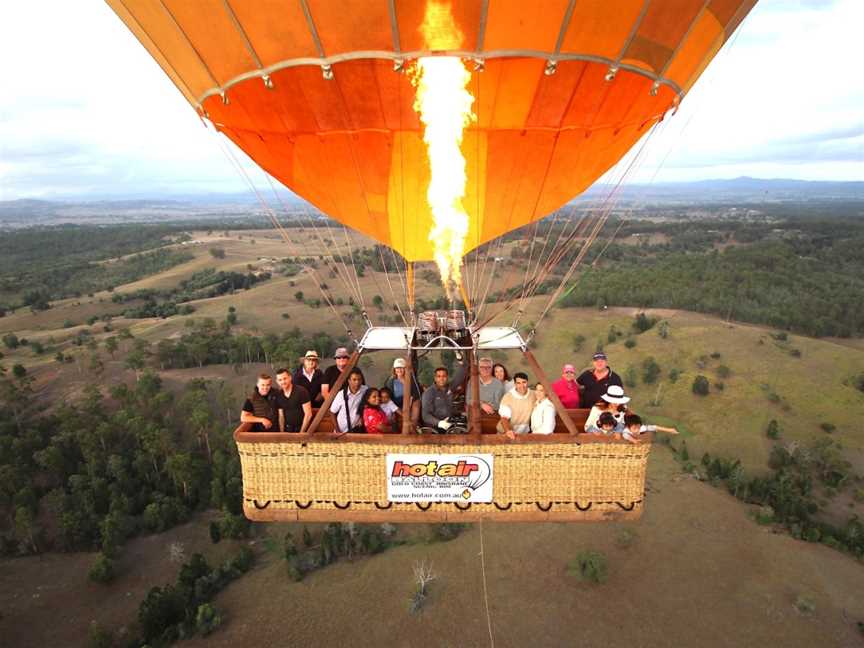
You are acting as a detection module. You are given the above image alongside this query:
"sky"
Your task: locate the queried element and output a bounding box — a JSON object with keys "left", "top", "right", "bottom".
{"left": 0, "top": 0, "right": 862, "bottom": 201}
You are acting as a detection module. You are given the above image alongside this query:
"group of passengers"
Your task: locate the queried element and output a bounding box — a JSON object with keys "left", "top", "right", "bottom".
{"left": 241, "top": 348, "right": 676, "bottom": 442}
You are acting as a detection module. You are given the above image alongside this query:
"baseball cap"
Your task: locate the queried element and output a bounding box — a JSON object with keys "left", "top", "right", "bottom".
{"left": 592, "top": 352, "right": 608, "bottom": 361}
{"left": 334, "top": 347, "right": 349, "bottom": 359}
{"left": 393, "top": 358, "right": 406, "bottom": 368}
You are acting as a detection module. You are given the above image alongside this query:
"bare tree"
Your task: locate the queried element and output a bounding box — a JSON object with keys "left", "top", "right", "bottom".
{"left": 409, "top": 560, "right": 438, "bottom": 614}
{"left": 169, "top": 541, "right": 186, "bottom": 564}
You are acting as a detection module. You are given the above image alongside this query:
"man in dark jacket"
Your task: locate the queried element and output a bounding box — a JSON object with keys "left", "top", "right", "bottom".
{"left": 292, "top": 350, "right": 325, "bottom": 406}
{"left": 240, "top": 374, "right": 277, "bottom": 431}
{"left": 576, "top": 352, "right": 623, "bottom": 407}
{"left": 321, "top": 347, "right": 351, "bottom": 401}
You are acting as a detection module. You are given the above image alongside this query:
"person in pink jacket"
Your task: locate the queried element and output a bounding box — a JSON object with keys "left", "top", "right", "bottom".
{"left": 551, "top": 364, "right": 581, "bottom": 409}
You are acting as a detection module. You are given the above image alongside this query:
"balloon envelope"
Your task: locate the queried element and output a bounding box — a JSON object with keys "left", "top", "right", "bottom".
{"left": 109, "top": 0, "right": 756, "bottom": 262}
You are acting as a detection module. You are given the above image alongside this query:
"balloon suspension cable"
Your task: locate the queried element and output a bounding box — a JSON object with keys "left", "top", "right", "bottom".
{"left": 406, "top": 262, "right": 416, "bottom": 324}
{"left": 204, "top": 122, "right": 359, "bottom": 338}
{"left": 262, "top": 173, "right": 362, "bottom": 308}
{"left": 532, "top": 120, "right": 662, "bottom": 331}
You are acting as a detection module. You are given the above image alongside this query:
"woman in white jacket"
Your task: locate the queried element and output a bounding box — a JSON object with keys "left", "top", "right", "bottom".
{"left": 530, "top": 383, "right": 557, "bottom": 435}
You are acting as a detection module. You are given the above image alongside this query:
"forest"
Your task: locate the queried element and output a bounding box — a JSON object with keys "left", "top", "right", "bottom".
{"left": 528, "top": 211, "right": 864, "bottom": 338}
{"left": 0, "top": 225, "right": 199, "bottom": 309}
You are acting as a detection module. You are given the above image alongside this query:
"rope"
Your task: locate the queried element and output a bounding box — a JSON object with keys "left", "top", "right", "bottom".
{"left": 205, "top": 123, "right": 359, "bottom": 336}
{"left": 478, "top": 519, "right": 495, "bottom": 648}
{"left": 262, "top": 173, "right": 361, "bottom": 306}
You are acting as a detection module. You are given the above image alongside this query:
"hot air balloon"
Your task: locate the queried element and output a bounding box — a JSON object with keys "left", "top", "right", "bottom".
{"left": 109, "top": 0, "right": 757, "bottom": 522}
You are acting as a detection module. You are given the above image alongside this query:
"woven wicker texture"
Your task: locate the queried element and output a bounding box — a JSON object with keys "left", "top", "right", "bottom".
{"left": 237, "top": 439, "right": 649, "bottom": 522}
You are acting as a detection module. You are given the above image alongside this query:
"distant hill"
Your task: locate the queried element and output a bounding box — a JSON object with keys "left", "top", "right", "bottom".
{"left": 582, "top": 176, "right": 864, "bottom": 203}
{"left": 1, "top": 178, "right": 862, "bottom": 226}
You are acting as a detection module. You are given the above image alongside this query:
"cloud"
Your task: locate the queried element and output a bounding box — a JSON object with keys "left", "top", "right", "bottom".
{"left": 1, "top": 0, "right": 862, "bottom": 199}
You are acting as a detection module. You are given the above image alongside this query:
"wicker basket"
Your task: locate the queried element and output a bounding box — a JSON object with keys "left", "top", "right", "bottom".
{"left": 235, "top": 428, "right": 651, "bottom": 523}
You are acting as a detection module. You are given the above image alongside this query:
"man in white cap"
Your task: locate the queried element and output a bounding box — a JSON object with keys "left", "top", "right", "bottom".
{"left": 576, "top": 352, "right": 623, "bottom": 407}
{"left": 321, "top": 347, "right": 352, "bottom": 400}
{"left": 292, "top": 350, "right": 324, "bottom": 405}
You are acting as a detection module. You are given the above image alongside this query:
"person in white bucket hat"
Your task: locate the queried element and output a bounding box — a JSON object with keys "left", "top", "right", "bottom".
{"left": 584, "top": 384, "right": 630, "bottom": 432}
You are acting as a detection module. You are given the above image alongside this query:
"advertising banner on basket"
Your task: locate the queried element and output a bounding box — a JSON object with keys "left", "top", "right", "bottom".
{"left": 386, "top": 454, "right": 494, "bottom": 503}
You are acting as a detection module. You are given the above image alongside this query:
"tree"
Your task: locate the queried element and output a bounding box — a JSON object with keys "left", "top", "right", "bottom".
{"left": 15, "top": 506, "right": 39, "bottom": 553}
{"left": 166, "top": 453, "right": 195, "bottom": 500}
{"left": 294, "top": 290, "right": 304, "bottom": 302}
{"left": 2, "top": 333, "right": 19, "bottom": 349}
{"left": 125, "top": 349, "right": 146, "bottom": 380}
{"left": 642, "top": 357, "right": 661, "bottom": 384}
{"left": 633, "top": 312, "right": 656, "bottom": 333}
{"left": 88, "top": 553, "right": 116, "bottom": 584}
{"left": 766, "top": 419, "right": 781, "bottom": 439}
{"left": 104, "top": 337, "right": 118, "bottom": 358}
{"left": 372, "top": 295, "right": 384, "bottom": 310}
{"left": 209, "top": 247, "right": 226, "bottom": 259}
{"left": 692, "top": 375, "right": 710, "bottom": 396}
{"left": 567, "top": 550, "right": 608, "bottom": 584}
{"left": 89, "top": 353, "right": 104, "bottom": 377}
{"left": 12, "top": 364, "right": 26, "bottom": 379}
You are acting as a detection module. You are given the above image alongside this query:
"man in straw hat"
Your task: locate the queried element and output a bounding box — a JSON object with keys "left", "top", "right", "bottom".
{"left": 292, "top": 350, "right": 325, "bottom": 406}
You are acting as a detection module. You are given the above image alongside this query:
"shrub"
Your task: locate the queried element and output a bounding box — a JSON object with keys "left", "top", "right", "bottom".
{"left": 209, "top": 247, "right": 226, "bottom": 259}
{"left": 752, "top": 506, "right": 775, "bottom": 525}
{"left": 624, "top": 365, "right": 638, "bottom": 388}
{"left": 623, "top": 338, "right": 636, "bottom": 349}
{"left": 614, "top": 528, "right": 637, "bottom": 549}
{"left": 209, "top": 521, "right": 221, "bottom": 544}
{"left": 633, "top": 312, "right": 657, "bottom": 333}
{"left": 429, "top": 523, "right": 465, "bottom": 542}
{"left": 692, "top": 375, "right": 710, "bottom": 396}
{"left": 766, "top": 419, "right": 781, "bottom": 440}
{"left": 567, "top": 550, "right": 608, "bottom": 584}
{"left": 669, "top": 368, "right": 680, "bottom": 383}
{"left": 638, "top": 357, "right": 660, "bottom": 384}
{"left": 716, "top": 365, "right": 731, "bottom": 378}
{"left": 820, "top": 422, "right": 836, "bottom": 434}
{"left": 657, "top": 321, "right": 669, "bottom": 339}
{"left": 88, "top": 553, "right": 115, "bottom": 584}
{"left": 88, "top": 622, "right": 113, "bottom": 648}
{"left": 195, "top": 603, "right": 222, "bottom": 636}
{"left": 794, "top": 594, "right": 816, "bottom": 615}
{"left": 710, "top": 352, "right": 721, "bottom": 359}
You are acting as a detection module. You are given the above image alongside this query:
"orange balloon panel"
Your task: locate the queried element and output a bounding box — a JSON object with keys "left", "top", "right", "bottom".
{"left": 205, "top": 58, "right": 670, "bottom": 261}
{"left": 108, "top": 0, "right": 757, "bottom": 261}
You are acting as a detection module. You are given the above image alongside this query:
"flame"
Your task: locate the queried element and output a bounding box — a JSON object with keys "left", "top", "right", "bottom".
{"left": 413, "top": 2, "right": 475, "bottom": 298}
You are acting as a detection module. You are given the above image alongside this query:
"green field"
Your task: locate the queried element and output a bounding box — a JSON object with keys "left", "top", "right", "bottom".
{"left": 1, "top": 222, "right": 863, "bottom": 647}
